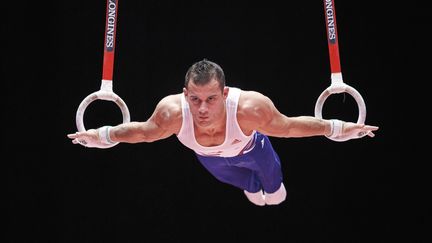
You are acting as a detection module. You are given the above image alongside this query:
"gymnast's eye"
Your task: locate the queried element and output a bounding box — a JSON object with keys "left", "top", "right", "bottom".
{"left": 207, "top": 96, "right": 217, "bottom": 103}
{"left": 190, "top": 97, "right": 200, "bottom": 104}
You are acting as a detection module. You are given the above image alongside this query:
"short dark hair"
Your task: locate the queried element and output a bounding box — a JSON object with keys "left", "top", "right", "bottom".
{"left": 184, "top": 58, "right": 225, "bottom": 91}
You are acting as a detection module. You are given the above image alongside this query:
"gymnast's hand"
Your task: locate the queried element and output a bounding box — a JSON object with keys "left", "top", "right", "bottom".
{"left": 67, "top": 129, "right": 105, "bottom": 148}
{"left": 327, "top": 119, "right": 379, "bottom": 142}
{"left": 343, "top": 122, "right": 378, "bottom": 138}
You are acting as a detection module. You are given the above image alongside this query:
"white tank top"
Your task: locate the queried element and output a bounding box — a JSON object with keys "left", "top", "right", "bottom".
{"left": 177, "top": 87, "right": 256, "bottom": 157}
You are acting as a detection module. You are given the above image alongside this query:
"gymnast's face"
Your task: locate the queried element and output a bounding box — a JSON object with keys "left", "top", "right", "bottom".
{"left": 183, "top": 79, "right": 228, "bottom": 128}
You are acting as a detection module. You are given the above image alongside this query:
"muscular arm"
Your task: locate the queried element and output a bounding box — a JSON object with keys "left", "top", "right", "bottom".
{"left": 238, "top": 91, "right": 378, "bottom": 139}
{"left": 110, "top": 94, "right": 182, "bottom": 143}
{"left": 68, "top": 94, "right": 182, "bottom": 147}
{"left": 239, "top": 91, "right": 332, "bottom": 138}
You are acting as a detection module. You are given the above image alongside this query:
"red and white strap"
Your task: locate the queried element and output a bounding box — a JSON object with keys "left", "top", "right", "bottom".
{"left": 75, "top": 0, "right": 130, "bottom": 148}
{"left": 315, "top": 0, "right": 367, "bottom": 142}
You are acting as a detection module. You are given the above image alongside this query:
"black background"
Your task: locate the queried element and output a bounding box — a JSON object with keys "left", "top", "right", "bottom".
{"left": 6, "top": 0, "right": 429, "bottom": 242}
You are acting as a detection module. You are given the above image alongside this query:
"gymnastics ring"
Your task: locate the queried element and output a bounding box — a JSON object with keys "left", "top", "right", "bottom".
{"left": 76, "top": 80, "right": 130, "bottom": 148}
{"left": 314, "top": 73, "right": 366, "bottom": 142}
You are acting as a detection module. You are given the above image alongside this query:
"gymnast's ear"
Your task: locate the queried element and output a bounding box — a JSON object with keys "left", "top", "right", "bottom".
{"left": 223, "top": 86, "right": 229, "bottom": 99}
